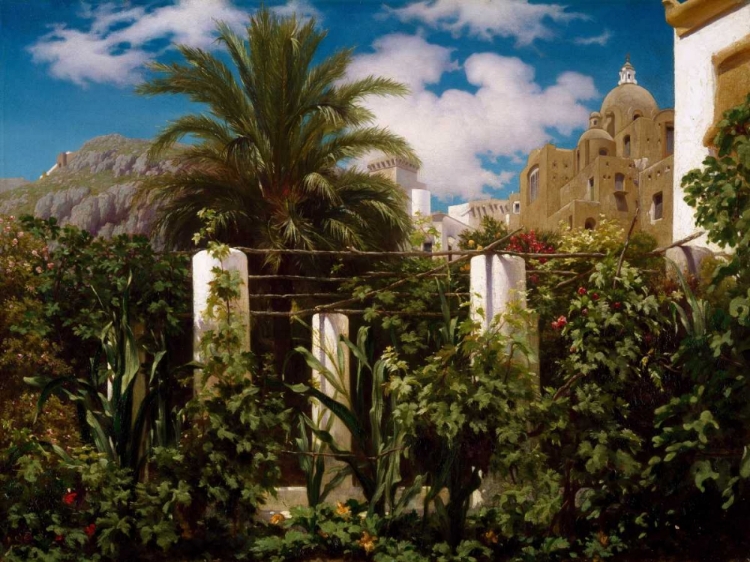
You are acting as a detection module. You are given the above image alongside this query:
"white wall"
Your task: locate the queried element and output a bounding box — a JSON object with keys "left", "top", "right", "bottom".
{"left": 672, "top": 4, "right": 750, "bottom": 245}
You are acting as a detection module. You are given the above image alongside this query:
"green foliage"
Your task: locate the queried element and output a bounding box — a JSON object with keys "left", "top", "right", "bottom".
{"left": 294, "top": 326, "right": 421, "bottom": 517}
{"left": 457, "top": 216, "right": 508, "bottom": 250}
{"left": 0, "top": 215, "right": 72, "bottom": 435}
{"left": 0, "top": 427, "right": 138, "bottom": 561}
{"left": 391, "top": 309, "right": 539, "bottom": 547}
{"left": 16, "top": 218, "right": 190, "bottom": 473}
{"left": 683, "top": 94, "right": 750, "bottom": 264}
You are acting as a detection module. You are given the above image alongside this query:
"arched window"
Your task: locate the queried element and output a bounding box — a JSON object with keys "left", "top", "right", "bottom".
{"left": 623, "top": 135, "right": 631, "bottom": 158}
{"left": 599, "top": 148, "right": 608, "bottom": 156}
{"left": 587, "top": 177, "right": 594, "bottom": 201}
{"left": 615, "top": 173, "right": 625, "bottom": 191}
{"left": 528, "top": 166, "right": 539, "bottom": 203}
{"left": 585, "top": 218, "right": 596, "bottom": 230}
{"left": 633, "top": 112, "right": 642, "bottom": 122}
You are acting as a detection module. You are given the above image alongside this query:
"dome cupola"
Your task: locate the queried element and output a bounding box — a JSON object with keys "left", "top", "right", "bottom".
{"left": 600, "top": 56, "right": 659, "bottom": 134}
{"left": 619, "top": 54, "right": 637, "bottom": 85}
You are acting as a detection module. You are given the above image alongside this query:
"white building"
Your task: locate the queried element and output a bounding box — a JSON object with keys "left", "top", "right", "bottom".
{"left": 664, "top": 0, "right": 750, "bottom": 248}
{"left": 367, "top": 158, "right": 511, "bottom": 254}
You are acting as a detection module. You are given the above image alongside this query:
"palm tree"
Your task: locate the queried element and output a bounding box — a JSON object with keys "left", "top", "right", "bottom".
{"left": 136, "top": 8, "right": 418, "bottom": 261}
{"left": 136, "top": 8, "right": 420, "bottom": 374}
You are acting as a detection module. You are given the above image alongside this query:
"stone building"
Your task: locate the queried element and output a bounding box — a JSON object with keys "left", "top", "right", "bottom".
{"left": 663, "top": 0, "right": 750, "bottom": 251}
{"left": 367, "top": 156, "right": 510, "bottom": 253}
{"left": 446, "top": 199, "right": 512, "bottom": 230}
{"left": 510, "top": 59, "right": 676, "bottom": 247}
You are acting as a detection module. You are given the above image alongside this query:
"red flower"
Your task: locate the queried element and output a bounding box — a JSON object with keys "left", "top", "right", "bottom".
{"left": 22, "top": 531, "right": 32, "bottom": 544}
{"left": 581, "top": 308, "right": 589, "bottom": 316}
{"left": 84, "top": 523, "right": 96, "bottom": 538}
{"left": 529, "top": 274, "right": 539, "bottom": 285}
{"left": 551, "top": 315, "right": 567, "bottom": 330}
{"left": 577, "top": 287, "right": 587, "bottom": 296}
{"left": 62, "top": 491, "right": 77, "bottom": 505}
{"left": 55, "top": 535, "right": 64, "bottom": 543}
{"left": 612, "top": 302, "right": 622, "bottom": 311}
{"left": 591, "top": 292, "right": 600, "bottom": 301}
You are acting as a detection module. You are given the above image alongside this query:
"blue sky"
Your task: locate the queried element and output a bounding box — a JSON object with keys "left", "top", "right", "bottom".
{"left": 0, "top": 0, "right": 674, "bottom": 208}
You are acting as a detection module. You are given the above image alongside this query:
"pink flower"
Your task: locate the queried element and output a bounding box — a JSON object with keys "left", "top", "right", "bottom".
{"left": 35, "top": 266, "right": 42, "bottom": 273}
{"left": 17, "top": 231, "right": 23, "bottom": 238}
{"left": 47, "top": 262, "right": 55, "bottom": 269}
{"left": 577, "top": 287, "right": 587, "bottom": 296}
{"left": 551, "top": 316, "right": 567, "bottom": 330}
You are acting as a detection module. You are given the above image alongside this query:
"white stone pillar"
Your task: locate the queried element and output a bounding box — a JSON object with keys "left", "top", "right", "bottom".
{"left": 470, "top": 254, "right": 526, "bottom": 333}
{"left": 310, "top": 313, "right": 350, "bottom": 451}
{"left": 192, "top": 249, "right": 250, "bottom": 393}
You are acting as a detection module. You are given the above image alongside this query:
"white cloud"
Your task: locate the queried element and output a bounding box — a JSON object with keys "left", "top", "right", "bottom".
{"left": 29, "top": 0, "right": 313, "bottom": 87}
{"left": 348, "top": 34, "right": 598, "bottom": 200}
{"left": 271, "top": 0, "right": 323, "bottom": 22}
{"left": 574, "top": 30, "right": 612, "bottom": 46}
{"left": 387, "top": 0, "right": 587, "bottom": 46}
{"left": 347, "top": 33, "right": 458, "bottom": 91}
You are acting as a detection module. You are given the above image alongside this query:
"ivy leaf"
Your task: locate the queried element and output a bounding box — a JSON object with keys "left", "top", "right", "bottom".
{"left": 740, "top": 446, "right": 750, "bottom": 479}
{"left": 693, "top": 460, "right": 719, "bottom": 492}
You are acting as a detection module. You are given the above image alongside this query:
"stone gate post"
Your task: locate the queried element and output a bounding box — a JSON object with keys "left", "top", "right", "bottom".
{"left": 192, "top": 248, "right": 250, "bottom": 393}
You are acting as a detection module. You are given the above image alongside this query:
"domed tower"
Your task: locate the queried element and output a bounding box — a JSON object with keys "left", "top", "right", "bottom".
{"left": 576, "top": 111, "right": 616, "bottom": 171}
{"left": 601, "top": 56, "right": 659, "bottom": 138}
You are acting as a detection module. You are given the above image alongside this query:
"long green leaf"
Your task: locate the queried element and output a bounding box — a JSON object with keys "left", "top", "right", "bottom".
{"left": 28, "top": 377, "right": 74, "bottom": 423}
{"left": 295, "top": 345, "right": 348, "bottom": 398}
{"left": 305, "top": 385, "right": 367, "bottom": 443}
{"left": 86, "top": 411, "right": 116, "bottom": 462}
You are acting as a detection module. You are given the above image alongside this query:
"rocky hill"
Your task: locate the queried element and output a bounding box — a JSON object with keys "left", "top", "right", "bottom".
{"left": 0, "top": 178, "right": 30, "bottom": 194}
{"left": 0, "top": 134, "right": 181, "bottom": 238}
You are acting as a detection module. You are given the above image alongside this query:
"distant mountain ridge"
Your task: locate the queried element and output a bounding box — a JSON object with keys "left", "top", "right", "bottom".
{"left": 0, "top": 134, "right": 180, "bottom": 238}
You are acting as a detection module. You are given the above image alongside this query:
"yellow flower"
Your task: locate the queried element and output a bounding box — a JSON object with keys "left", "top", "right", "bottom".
{"left": 598, "top": 530, "right": 609, "bottom": 546}
{"left": 483, "top": 530, "right": 499, "bottom": 544}
{"left": 358, "top": 531, "right": 377, "bottom": 554}
{"left": 269, "top": 513, "right": 285, "bottom": 526}
{"left": 468, "top": 239, "right": 476, "bottom": 248}
{"left": 336, "top": 502, "right": 351, "bottom": 517}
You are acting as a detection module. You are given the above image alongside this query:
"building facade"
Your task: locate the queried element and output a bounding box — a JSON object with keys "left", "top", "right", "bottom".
{"left": 663, "top": 0, "right": 750, "bottom": 248}
{"left": 510, "top": 59, "right": 676, "bottom": 247}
